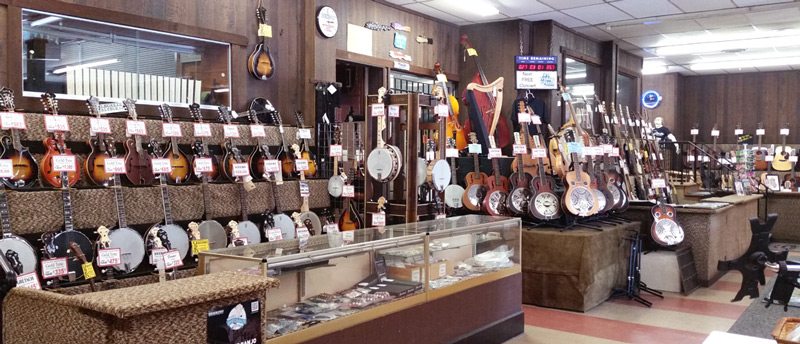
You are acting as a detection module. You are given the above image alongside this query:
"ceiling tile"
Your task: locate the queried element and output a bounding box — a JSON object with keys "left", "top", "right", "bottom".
{"left": 623, "top": 35, "right": 667, "bottom": 48}
{"left": 695, "top": 14, "right": 751, "bottom": 29}
{"left": 629, "top": 49, "right": 661, "bottom": 58}
{"left": 746, "top": 7, "right": 800, "bottom": 25}
{"left": 648, "top": 19, "right": 705, "bottom": 34}
{"left": 693, "top": 69, "right": 727, "bottom": 75}
{"left": 573, "top": 26, "right": 617, "bottom": 41}
{"left": 537, "top": 0, "right": 604, "bottom": 10}
{"left": 617, "top": 41, "right": 640, "bottom": 51}
{"left": 668, "top": 0, "right": 736, "bottom": 12}
{"left": 610, "top": 0, "right": 683, "bottom": 18}
{"left": 666, "top": 65, "right": 692, "bottom": 74}
{"left": 606, "top": 24, "right": 660, "bottom": 38}
{"left": 756, "top": 65, "right": 791, "bottom": 71}
{"left": 423, "top": 0, "right": 509, "bottom": 22}
{"left": 519, "top": 11, "right": 588, "bottom": 27}
{"left": 755, "top": 20, "right": 800, "bottom": 31}
{"left": 495, "top": 0, "right": 554, "bottom": 16}
{"left": 402, "top": 3, "right": 468, "bottom": 23}
{"left": 562, "top": 4, "right": 633, "bottom": 25}
{"left": 733, "top": 0, "right": 793, "bottom": 6}
{"left": 386, "top": 0, "right": 417, "bottom": 5}
{"left": 725, "top": 67, "right": 759, "bottom": 73}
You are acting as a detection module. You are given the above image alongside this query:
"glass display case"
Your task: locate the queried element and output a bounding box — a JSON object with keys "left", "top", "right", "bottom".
{"left": 198, "top": 215, "right": 521, "bottom": 343}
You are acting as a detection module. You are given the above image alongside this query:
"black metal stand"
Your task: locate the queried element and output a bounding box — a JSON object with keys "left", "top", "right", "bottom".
{"left": 610, "top": 231, "right": 663, "bottom": 307}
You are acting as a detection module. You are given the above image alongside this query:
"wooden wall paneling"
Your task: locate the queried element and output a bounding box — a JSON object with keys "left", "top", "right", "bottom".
{"left": 0, "top": 4, "right": 7, "bottom": 88}
{"left": 643, "top": 73, "right": 680, "bottom": 137}
{"left": 601, "top": 41, "right": 617, "bottom": 125}
{"left": 775, "top": 71, "right": 795, "bottom": 142}
{"left": 530, "top": 21, "right": 557, "bottom": 127}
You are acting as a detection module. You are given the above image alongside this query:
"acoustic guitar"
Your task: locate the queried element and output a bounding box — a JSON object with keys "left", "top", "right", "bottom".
{"left": 510, "top": 100, "right": 539, "bottom": 178}
{"left": 157, "top": 104, "right": 190, "bottom": 183}
{"left": 0, "top": 183, "right": 37, "bottom": 274}
{"left": 753, "top": 123, "right": 768, "bottom": 171}
{"left": 40, "top": 93, "right": 79, "bottom": 188}
{"left": 774, "top": 123, "right": 792, "bottom": 172}
{"left": 561, "top": 130, "right": 598, "bottom": 217}
{"left": 188, "top": 103, "right": 219, "bottom": 181}
{"left": 0, "top": 88, "right": 38, "bottom": 189}
{"left": 507, "top": 132, "right": 532, "bottom": 215}
{"left": 85, "top": 97, "right": 125, "bottom": 186}
{"left": 529, "top": 133, "right": 561, "bottom": 221}
{"left": 651, "top": 188, "right": 684, "bottom": 246}
{"left": 122, "top": 99, "right": 154, "bottom": 185}
{"left": 462, "top": 133, "right": 488, "bottom": 211}
{"left": 248, "top": 1, "right": 275, "bottom": 80}
{"left": 339, "top": 165, "right": 362, "bottom": 231}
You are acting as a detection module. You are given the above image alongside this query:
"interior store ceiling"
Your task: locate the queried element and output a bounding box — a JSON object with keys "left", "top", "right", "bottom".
{"left": 384, "top": 0, "right": 800, "bottom": 75}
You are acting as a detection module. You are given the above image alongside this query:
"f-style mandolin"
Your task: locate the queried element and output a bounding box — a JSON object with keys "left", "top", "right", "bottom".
{"left": 0, "top": 88, "right": 38, "bottom": 189}
{"left": 122, "top": 99, "right": 154, "bottom": 185}
{"left": 157, "top": 104, "right": 190, "bottom": 183}
{"left": 85, "top": 96, "right": 125, "bottom": 186}
{"left": 40, "top": 93, "right": 79, "bottom": 188}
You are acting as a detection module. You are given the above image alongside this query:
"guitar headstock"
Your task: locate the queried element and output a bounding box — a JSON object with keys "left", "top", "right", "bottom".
{"left": 432, "top": 85, "right": 444, "bottom": 102}
{"left": 469, "top": 132, "right": 478, "bottom": 144}
{"left": 758, "top": 122, "right": 764, "bottom": 130}
{"left": 189, "top": 103, "right": 202, "bottom": 122}
{"left": 0, "top": 87, "right": 14, "bottom": 111}
{"left": 192, "top": 140, "right": 205, "bottom": 156}
{"left": 736, "top": 122, "right": 742, "bottom": 131}
{"left": 41, "top": 92, "right": 58, "bottom": 115}
{"left": 294, "top": 110, "right": 305, "bottom": 128}
{"left": 291, "top": 143, "right": 301, "bottom": 159}
{"left": 270, "top": 110, "right": 283, "bottom": 127}
{"left": 333, "top": 126, "right": 341, "bottom": 145}
{"left": 712, "top": 123, "right": 718, "bottom": 132}
{"left": 96, "top": 225, "right": 110, "bottom": 240}
{"left": 188, "top": 222, "right": 201, "bottom": 240}
{"left": 255, "top": 1, "right": 268, "bottom": 24}
{"left": 217, "top": 105, "right": 233, "bottom": 124}
{"left": 158, "top": 103, "right": 174, "bottom": 122}
{"left": 377, "top": 87, "right": 387, "bottom": 104}
{"left": 377, "top": 196, "right": 387, "bottom": 212}
{"left": 149, "top": 139, "right": 164, "bottom": 157}
{"left": 232, "top": 146, "right": 244, "bottom": 162}
{"left": 426, "top": 137, "right": 436, "bottom": 154}
{"left": 123, "top": 99, "right": 138, "bottom": 120}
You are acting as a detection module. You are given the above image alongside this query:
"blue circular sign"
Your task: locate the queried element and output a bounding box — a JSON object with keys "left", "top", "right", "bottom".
{"left": 642, "top": 90, "right": 662, "bottom": 109}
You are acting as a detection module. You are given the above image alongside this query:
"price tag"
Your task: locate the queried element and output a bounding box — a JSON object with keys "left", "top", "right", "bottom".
{"left": 151, "top": 158, "right": 173, "bottom": 174}
{"left": 295, "top": 159, "right": 309, "bottom": 171}
{"left": 561, "top": 93, "right": 572, "bottom": 101}
{"left": 0, "top": 112, "right": 26, "bottom": 130}
{"left": 582, "top": 146, "right": 596, "bottom": 156}
{"left": 97, "top": 248, "right": 122, "bottom": 267}
{"left": 436, "top": 74, "right": 448, "bottom": 83}
{"left": 703, "top": 156, "right": 710, "bottom": 162}
{"left": 16, "top": 271, "right": 41, "bottom": 289}
{"left": 343, "top": 230, "right": 355, "bottom": 242}
{"left": 371, "top": 104, "right": 385, "bottom": 117}
{"left": 532, "top": 115, "right": 542, "bottom": 125}
{"left": 372, "top": 213, "right": 386, "bottom": 227}
{"left": 299, "top": 180, "right": 310, "bottom": 197}
{"left": 233, "top": 237, "right": 248, "bottom": 246}
{"left": 567, "top": 142, "right": 582, "bottom": 154}
{"left": 425, "top": 150, "right": 435, "bottom": 161}
{"left": 223, "top": 124, "right": 240, "bottom": 138}
{"left": 604, "top": 115, "right": 610, "bottom": 124}
{"left": 388, "top": 105, "right": 400, "bottom": 118}
{"left": 297, "top": 128, "right": 312, "bottom": 140}
{"left": 44, "top": 115, "right": 70, "bottom": 132}
{"left": 690, "top": 129, "right": 699, "bottom": 136}
{"left": 41, "top": 257, "right": 68, "bottom": 279}
{"left": 266, "top": 228, "right": 283, "bottom": 241}
{"left": 264, "top": 159, "right": 281, "bottom": 173}
{"left": 329, "top": 144, "right": 343, "bottom": 157}
{"left": 488, "top": 148, "right": 502, "bottom": 159}
{"left": 766, "top": 155, "right": 775, "bottom": 162}
{"left": 467, "top": 48, "right": 477, "bottom": 56}
{"left": 513, "top": 144, "right": 527, "bottom": 155}
{"left": 162, "top": 249, "right": 184, "bottom": 269}
{"left": 325, "top": 223, "right": 339, "bottom": 234}
{"left": 757, "top": 129, "right": 765, "bottom": 136}
{"left": 531, "top": 148, "right": 547, "bottom": 158}
{"left": 52, "top": 155, "right": 77, "bottom": 172}
{"left": 247, "top": 125, "right": 266, "bottom": 138}
{"left": 88, "top": 117, "right": 111, "bottom": 135}
{"left": 468, "top": 143, "right": 482, "bottom": 154}
{"left": 149, "top": 247, "right": 167, "bottom": 265}
{"left": 735, "top": 129, "right": 743, "bottom": 135}
{"left": 162, "top": 123, "right": 182, "bottom": 137}
{"left": 781, "top": 128, "right": 790, "bottom": 136}
{"left": 103, "top": 158, "right": 126, "bottom": 174}
{"left": 194, "top": 158, "right": 214, "bottom": 173}
{"left": 0, "top": 159, "right": 13, "bottom": 178}
{"left": 438, "top": 263, "right": 447, "bottom": 277}
{"left": 435, "top": 213, "right": 447, "bottom": 219}
{"left": 711, "top": 130, "right": 720, "bottom": 137}
{"left": 688, "top": 155, "right": 695, "bottom": 162}
{"left": 126, "top": 120, "right": 147, "bottom": 136}
{"left": 81, "top": 262, "right": 96, "bottom": 279}
{"left": 193, "top": 123, "right": 212, "bottom": 137}
{"left": 602, "top": 144, "right": 613, "bottom": 154}
{"left": 258, "top": 23, "right": 272, "bottom": 37}
{"left": 436, "top": 104, "right": 449, "bottom": 117}
{"left": 790, "top": 156, "right": 798, "bottom": 163}
{"left": 232, "top": 163, "right": 250, "bottom": 177}
{"left": 296, "top": 227, "right": 310, "bottom": 239}
{"left": 517, "top": 112, "right": 531, "bottom": 123}
{"left": 446, "top": 148, "right": 459, "bottom": 158}
{"left": 342, "top": 185, "right": 355, "bottom": 197}
{"left": 611, "top": 148, "right": 620, "bottom": 157}
{"left": 651, "top": 178, "right": 666, "bottom": 188}
{"left": 191, "top": 239, "right": 210, "bottom": 255}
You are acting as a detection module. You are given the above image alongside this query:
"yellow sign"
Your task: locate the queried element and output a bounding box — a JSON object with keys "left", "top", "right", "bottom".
{"left": 467, "top": 48, "right": 477, "bottom": 57}
{"left": 192, "top": 239, "right": 210, "bottom": 256}
{"left": 82, "top": 263, "right": 96, "bottom": 279}
{"left": 258, "top": 24, "right": 273, "bottom": 38}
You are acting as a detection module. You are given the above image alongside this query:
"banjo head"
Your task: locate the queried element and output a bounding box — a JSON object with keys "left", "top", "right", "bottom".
{"left": 145, "top": 224, "right": 190, "bottom": 262}
{"left": 0, "top": 235, "right": 37, "bottom": 274}
{"left": 367, "top": 149, "right": 395, "bottom": 182}
{"left": 328, "top": 175, "right": 345, "bottom": 197}
{"left": 272, "top": 214, "right": 296, "bottom": 240}
{"left": 415, "top": 158, "right": 427, "bottom": 186}
{"left": 298, "top": 212, "right": 322, "bottom": 235}
{"left": 49, "top": 230, "right": 93, "bottom": 279}
{"left": 428, "top": 159, "right": 451, "bottom": 191}
{"left": 444, "top": 184, "right": 465, "bottom": 209}
{"left": 198, "top": 220, "right": 228, "bottom": 249}
{"left": 236, "top": 221, "right": 262, "bottom": 245}
{"left": 107, "top": 227, "right": 146, "bottom": 272}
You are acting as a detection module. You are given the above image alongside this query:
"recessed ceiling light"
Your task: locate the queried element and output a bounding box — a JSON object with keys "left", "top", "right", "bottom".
{"left": 642, "top": 66, "right": 668, "bottom": 75}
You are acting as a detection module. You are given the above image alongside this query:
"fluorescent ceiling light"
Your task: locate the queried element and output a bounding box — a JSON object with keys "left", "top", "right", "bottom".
{"left": 691, "top": 57, "right": 800, "bottom": 71}
{"left": 565, "top": 72, "right": 586, "bottom": 80}
{"left": 565, "top": 58, "right": 576, "bottom": 63}
{"left": 691, "top": 51, "right": 800, "bottom": 64}
{"left": 213, "top": 88, "right": 229, "bottom": 93}
{"left": 656, "top": 33, "right": 800, "bottom": 56}
{"left": 642, "top": 66, "right": 668, "bottom": 75}
{"left": 52, "top": 58, "right": 120, "bottom": 74}
{"left": 459, "top": 0, "right": 499, "bottom": 16}
{"left": 30, "top": 16, "right": 62, "bottom": 27}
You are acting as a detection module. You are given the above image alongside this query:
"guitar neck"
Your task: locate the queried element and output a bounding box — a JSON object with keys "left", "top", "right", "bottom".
{"left": 473, "top": 154, "right": 481, "bottom": 182}
{"left": 10, "top": 129, "right": 22, "bottom": 152}
{"left": 0, "top": 186, "right": 12, "bottom": 236}
{"left": 159, "top": 175, "right": 173, "bottom": 225}
{"left": 62, "top": 188, "right": 74, "bottom": 231}
{"left": 112, "top": 176, "right": 128, "bottom": 228}
{"left": 492, "top": 156, "right": 501, "bottom": 184}
{"left": 239, "top": 182, "right": 248, "bottom": 221}
{"left": 202, "top": 178, "right": 213, "bottom": 221}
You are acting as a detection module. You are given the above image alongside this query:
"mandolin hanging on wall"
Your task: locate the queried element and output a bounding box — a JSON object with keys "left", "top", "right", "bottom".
{"left": 248, "top": 1, "right": 275, "bottom": 81}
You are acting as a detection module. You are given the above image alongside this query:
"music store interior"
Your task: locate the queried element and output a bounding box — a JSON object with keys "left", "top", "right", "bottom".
{"left": 5, "top": 0, "right": 800, "bottom": 343}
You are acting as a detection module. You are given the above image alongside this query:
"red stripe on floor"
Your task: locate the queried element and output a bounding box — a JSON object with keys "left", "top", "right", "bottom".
{"left": 523, "top": 305, "right": 709, "bottom": 344}
{"left": 609, "top": 295, "right": 748, "bottom": 319}
{"left": 709, "top": 280, "right": 745, "bottom": 293}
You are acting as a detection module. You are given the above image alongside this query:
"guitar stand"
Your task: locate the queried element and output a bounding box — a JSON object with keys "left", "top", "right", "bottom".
{"left": 575, "top": 217, "right": 604, "bottom": 231}
{"left": 609, "top": 231, "right": 663, "bottom": 308}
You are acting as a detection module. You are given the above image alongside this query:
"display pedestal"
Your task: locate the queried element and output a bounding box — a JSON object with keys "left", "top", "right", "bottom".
{"left": 641, "top": 251, "right": 681, "bottom": 293}
{"left": 758, "top": 192, "right": 800, "bottom": 242}
{"left": 673, "top": 182, "right": 701, "bottom": 204}
{"left": 521, "top": 221, "right": 640, "bottom": 312}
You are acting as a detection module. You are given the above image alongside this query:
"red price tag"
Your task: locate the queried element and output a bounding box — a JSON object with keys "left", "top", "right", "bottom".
{"left": 162, "top": 249, "right": 184, "bottom": 269}
{"left": 372, "top": 213, "right": 386, "bottom": 226}
{"left": 250, "top": 125, "right": 266, "bottom": 138}
{"left": 193, "top": 123, "right": 212, "bottom": 137}
{"left": 41, "top": 257, "right": 69, "bottom": 279}
{"left": 0, "top": 159, "right": 13, "bottom": 178}
{"left": 162, "top": 123, "right": 182, "bottom": 137}
{"left": 232, "top": 162, "right": 250, "bottom": 177}
{"left": 387, "top": 105, "right": 400, "bottom": 118}
{"left": 513, "top": 144, "right": 527, "bottom": 155}
{"left": 371, "top": 104, "right": 385, "bottom": 117}
{"left": 531, "top": 148, "right": 547, "bottom": 159}
{"left": 16, "top": 271, "right": 41, "bottom": 289}
{"left": 44, "top": 115, "right": 70, "bottom": 132}
{"left": 0, "top": 112, "right": 26, "bottom": 130}
{"left": 295, "top": 159, "right": 309, "bottom": 171}
{"left": 264, "top": 160, "right": 281, "bottom": 173}
{"left": 194, "top": 158, "right": 214, "bottom": 173}
{"left": 342, "top": 185, "right": 355, "bottom": 197}
{"left": 329, "top": 145, "right": 343, "bottom": 157}
{"left": 151, "top": 158, "right": 173, "bottom": 174}
{"left": 488, "top": 148, "right": 502, "bottom": 159}
{"left": 89, "top": 117, "right": 111, "bottom": 135}
{"left": 103, "top": 158, "right": 126, "bottom": 174}
{"left": 97, "top": 248, "right": 122, "bottom": 267}
{"left": 52, "top": 155, "right": 77, "bottom": 172}
{"left": 267, "top": 228, "right": 283, "bottom": 241}
{"left": 126, "top": 120, "right": 147, "bottom": 136}
{"left": 223, "top": 124, "right": 240, "bottom": 138}
{"left": 296, "top": 227, "right": 310, "bottom": 239}
{"left": 518, "top": 112, "right": 531, "bottom": 123}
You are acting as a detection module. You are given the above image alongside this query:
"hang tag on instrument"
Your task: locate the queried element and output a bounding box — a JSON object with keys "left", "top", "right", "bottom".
{"left": 790, "top": 156, "right": 798, "bottom": 163}
{"left": 16, "top": 271, "right": 41, "bottom": 290}
{"left": 532, "top": 115, "right": 542, "bottom": 125}
{"left": 371, "top": 103, "right": 385, "bottom": 117}
{"left": 488, "top": 148, "right": 502, "bottom": 159}
{"left": 651, "top": 178, "right": 666, "bottom": 189}
{"left": 162, "top": 249, "right": 184, "bottom": 269}
{"left": 223, "top": 124, "right": 240, "bottom": 138}
{"left": 126, "top": 120, "right": 147, "bottom": 136}
{"left": 372, "top": 213, "right": 386, "bottom": 227}
{"left": 0, "top": 112, "right": 26, "bottom": 130}
{"left": 296, "top": 227, "right": 310, "bottom": 239}
{"left": 426, "top": 150, "right": 435, "bottom": 161}
{"left": 295, "top": 159, "right": 310, "bottom": 171}
{"left": 41, "top": 257, "right": 68, "bottom": 279}
{"left": 611, "top": 148, "right": 620, "bottom": 157}
{"left": 604, "top": 115, "right": 610, "bottom": 124}
{"left": 531, "top": 148, "right": 547, "bottom": 159}
{"left": 703, "top": 156, "right": 710, "bottom": 162}
{"left": 52, "top": 155, "right": 77, "bottom": 172}
{"left": 89, "top": 117, "right": 110, "bottom": 135}
{"left": 81, "top": 262, "right": 96, "bottom": 279}
{"left": 566, "top": 142, "right": 582, "bottom": 154}
{"left": 781, "top": 128, "right": 790, "bottom": 136}
{"left": 687, "top": 155, "right": 695, "bottom": 162}
{"left": 191, "top": 239, "right": 210, "bottom": 256}
{"left": 267, "top": 228, "right": 283, "bottom": 241}
{"left": 232, "top": 163, "right": 249, "bottom": 177}
{"left": 466, "top": 48, "right": 477, "bottom": 56}
{"left": 298, "top": 128, "right": 312, "bottom": 139}
{"left": 325, "top": 223, "right": 339, "bottom": 234}
{"left": 690, "top": 129, "right": 699, "bottom": 136}
{"left": 436, "top": 104, "right": 449, "bottom": 117}
{"left": 299, "top": 180, "right": 310, "bottom": 197}
{"left": 250, "top": 125, "right": 267, "bottom": 137}
{"left": 446, "top": 148, "right": 459, "bottom": 158}
{"left": 735, "top": 129, "right": 743, "bottom": 135}
{"left": 518, "top": 112, "right": 531, "bottom": 123}
{"left": 766, "top": 155, "right": 774, "bottom": 162}
{"left": 343, "top": 230, "right": 354, "bottom": 243}
{"left": 194, "top": 123, "right": 212, "bottom": 137}
{"left": 757, "top": 129, "right": 765, "bottom": 136}
{"left": 151, "top": 158, "right": 173, "bottom": 174}
{"left": 97, "top": 248, "right": 122, "bottom": 267}
{"left": 513, "top": 144, "right": 527, "bottom": 155}
{"left": 330, "top": 144, "right": 343, "bottom": 157}
{"left": 711, "top": 130, "right": 719, "bottom": 137}
{"left": 0, "top": 159, "right": 13, "bottom": 178}
{"left": 194, "top": 158, "right": 214, "bottom": 173}
{"left": 468, "top": 143, "right": 482, "bottom": 154}
{"left": 436, "top": 213, "right": 447, "bottom": 219}
{"left": 342, "top": 184, "right": 355, "bottom": 197}
{"left": 264, "top": 159, "right": 281, "bottom": 173}
{"left": 258, "top": 23, "right": 273, "bottom": 37}
{"left": 44, "top": 115, "right": 70, "bottom": 132}
{"left": 104, "top": 158, "right": 126, "bottom": 174}
{"left": 388, "top": 105, "right": 400, "bottom": 118}
{"left": 162, "top": 123, "right": 182, "bottom": 137}
{"left": 561, "top": 93, "right": 572, "bottom": 102}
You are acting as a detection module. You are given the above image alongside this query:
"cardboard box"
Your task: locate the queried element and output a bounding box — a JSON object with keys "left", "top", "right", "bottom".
{"left": 386, "top": 265, "right": 424, "bottom": 282}
{"left": 428, "top": 260, "right": 453, "bottom": 280}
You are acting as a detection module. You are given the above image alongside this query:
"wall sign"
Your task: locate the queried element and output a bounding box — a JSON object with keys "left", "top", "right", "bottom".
{"left": 393, "top": 33, "right": 407, "bottom": 50}
{"left": 316, "top": 6, "right": 338, "bottom": 38}
{"left": 515, "top": 56, "right": 557, "bottom": 90}
{"left": 642, "top": 90, "right": 663, "bottom": 109}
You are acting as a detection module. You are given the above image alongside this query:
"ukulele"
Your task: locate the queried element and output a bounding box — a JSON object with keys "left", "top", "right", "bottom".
{"left": 292, "top": 144, "right": 322, "bottom": 234}
{"left": 102, "top": 172, "right": 145, "bottom": 273}
{"left": 232, "top": 146, "right": 262, "bottom": 245}
{"left": 507, "top": 132, "right": 532, "bottom": 215}
{"left": 194, "top": 153, "right": 226, "bottom": 250}
{"left": 40, "top": 93, "right": 79, "bottom": 188}
{"left": 753, "top": 123, "right": 768, "bottom": 171}
{"left": 68, "top": 241, "right": 96, "bottom": 292}
{"left": 0, "top": 88, "right": 38, "bottom": 189}
{"left": 248, "top": 1, "right": 275, "bottom": 80}
{"left": 157, "top": 104, "right": 190, "bottom": 183}
{"left": 245, "top": 97, "right": 275, "bottom": 180}
{"left": 262, "top": 164, "right": 296, "bottom": 240}
{"left": 85, "top": 96, "right": 125, "bottom": 186}
{"left": 650, "top": 188, "right": 684, "bottom": 246}
{"left": 459, "top": 35, "right": 510, "bottom": 148}
{"left": 40, "top": 170, "right": 93, "bottom": 279}
{"left": 433, "top": 62, "right": 467, "bottom": 151}
{"left": 146, "top": 140, "right": 189, "bottom": 264}
{"left": 0, "top": 184, "right": 37, "bottom": 274}
{"left": 122, "top": 99, "right": 154, "bottom": 185}
{"left": 328, "top": 126, "right": 346, "bottom": 197}
{"left": 189, "top": 103, "right": 219, "bottom": 181}
{"left": 293, "top": 110, "right": 318, "bottom": 178}
{"left": 774, "top": 123, "right": 792, "bottom": 172}
{"left": 528, "top": 133, "right": 561, "bottom": 220}
{"left": 219, "top": 106, "right": 247, "bottom": 182}
{"left": 443, "top": 136, "right": 465, "bottom": 210}
{"left": 462, "top": 133, "right": 488, "bottom": 211}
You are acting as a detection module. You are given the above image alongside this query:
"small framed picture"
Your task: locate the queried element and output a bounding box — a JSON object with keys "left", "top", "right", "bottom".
{"left": 735, "top": 181, "right": 745, "bottom": 196}
{"left": 765, "top": 175, "right": 781, "bottom": 192}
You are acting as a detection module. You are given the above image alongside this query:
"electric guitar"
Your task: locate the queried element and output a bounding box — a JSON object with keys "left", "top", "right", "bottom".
{"left": 157, "top": 104, "right": 190, "bottom": 183}
{"left": 0, "top": 88, "right": 38, "bottom": 189}
{"left": 122, "top": 99, "right": 154, "bottom": 185}
{"left": 40, "top": 93, "right": 79, "bottom": 188}
{"left": 85, "top": 96, "right": 125, "bottom": 186}
{"left": 188, "top": 103, "right": 219, "bottom": 181}
{"left": 462, "top": 133, "right": 487, "bottom": 211}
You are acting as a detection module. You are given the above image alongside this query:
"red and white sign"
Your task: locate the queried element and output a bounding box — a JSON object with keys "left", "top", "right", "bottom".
{"left": 342, "top": 185, "right": 355, "bottom": 197}
{"left": 371, "top": 104, "right": 385, "bottom": 117}
{"left": 41, "top": 257, "right": 69, "bottom": 279}
{"left": 223, "top": 124, "right": 240, "bottom": 138}
{"left": 151, "top": 158, "right": 173, "bottom": 174}
{"left": 446, "top": 148, "right": 459, "bottom": 158}
{"left": 781, "top": 128, "right": 790, "bottom": 136}
{"left": 330, "top": 145, "right": 343, "bottom": 157}
{"left": 162, "top": 123, "right": 182, "bottom": 137}
{"left": 250, "top": 125, "right": 266, "bottom": 138}
{"left": 711, "top": 130, "right": 720, "bottom": 137}
{"left": 264, "top": 160, "right": 281, "bottom": 173}
{"left": 266, "top": 228, "right": 283, "bottom": 241}
{"left": 343, "top": 230, "right": 354, "bottom": 242}
{"left": 0, "top": 112, "right": 26, "bottom": 130}
{"left": 531, "top": 148, "right": 547, "bottom": 159}
{"left": 488, "top": 148, "right": 502, "bottom": 159}
{"left": 388, "top": 105, "right": 400, "bottom": 118}
{"left": 532, "top": 115, "right": 542, "bottom": 125}
{"left": 517, "top": 112, "right": 531, "bottom": 123}
{"left": 602, "top": 145, "right": 613, "bottom": 155}
{"left": 16, "top": 271, "right": 41, "bottom": 289}
{"left": 194, "top": 158, "right": 214, "bottom": 173}
{"left": 44, "top": 115, "right": 70, "bottom": 132}
{"left": 52, "top": 155, "right": 77, "bottom": 172}
{"left": 296, "top": 227, "right": 310, "bottom": 239}
{"left": 103, "top": 158, "right": 126, "bottom": 174}
{"left": 324, "top": 223, "right": 339, "bottom": 234}
{"left": 436, "top": 104, "right": 449, "bottom": 117}
{"left": 372, "top": 213, "right": 386, "bottom": 227}
{"left": 89, "top": 117, "right": 111, "bottom": 135}
{"left": 295, "top": 159, "right": 309, "bottom": 171}
{"left": 126, "top": 120, "right": 147, "bottom": 136}
{"left": 513, "top": 144, "right": 527, "bottom": 155}
{"left": 651, "top": 178, "right": 667, "bottom": 189}
{"left": 0, "top": 159, "right": 13, "bottom": 178}
{"left": 193, "top": 123, "right": 212, "bottom": 137}
{"left": 162, "top": 249, "right": 184, "bottom": 269}
{"left": 232, "top": 163, "right": 250, "bottom": 177}
{"left": 149, "top": 247, "right": 168, "bottom": 265}
{"left": 97, "top": 248, "right": 122, "bottom": 267}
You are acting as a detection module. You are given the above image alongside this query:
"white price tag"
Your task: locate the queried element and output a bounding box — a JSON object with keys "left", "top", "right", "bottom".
{"left": 532, "top": 115, "right": 542, "bottom": 125}
{"left": 790, "top": 156, "right": 798, "bottom": 163}
{"left": 438, "top": 263, "right": 447, "bottom": 277}
{"left": 371, "top": 104, "right": 385, "bottom": 117}
{"left": 436, "top": 74, "right": 448, "bottom": 83}
{"left": 517, "top": 112, "right": 531, "bottom": 123}
{"left": 324, "top": 223, "right": 339, "bottom": 234}
{"left": 488, "top": 148, "right": 502, "bottom": 159}
{"left": 446, "top": 148, "right": 459, "bottom": 158}
{"left": 44, "top": 115, "right": 70, "bottom": 132}
{"left": 329, "top": 144, "right": 343, "bottom": 157}
{"left": 16, "top": 271, "right": 41, "bottom": 289}
{"left": 41, "top": 257, "right": 69, "bottom": 279}
{"left": 162, "top": 249, "right": 184, "bottom": 269}
{"left": 250, "top": 125, "right": 266, "bottom": 138}
{"left": 513, "top": 144, "right": 527, "bottom": 155}
{"left": 651, "top": 178, "right": 666, "bottom": 188}
{"left": 298, "top": 129, "right": 312, "bottom": 139}
{"left": 151, "top": 158, "right": 173, "bottom": 174}
{"left": 690, "top": 129, "right": 699, "bottom": 136}
{"left": 435, "top": 213, "right": 447, "bottom": 220}
{"left": 703, "top": 156, "right": 710, "bottom": 162}
{"left": 89, "top": 117, "right": 111, "bottom": 135}
{"left": 388, "top": 105, "right": 400, "bottom": 118}
{"left": 267, "top": 228, "right": 283, "bottom": 241}
{"left": 193, "top": 123, "right": 212, "bottom": 137}
{"left": 781, "top": 128, "right": 790, "bottom": 136}
{"left": 425, "top": 151, "right": 434, "bottom": 161}
{"left": 223, "top": 124, "right": 240, "bottom": 138}
{"left": 0, "top": 112, "right": 26, "bottom": 130}
{"left": 436, "top": 104, "right": 449, "bottom": 117}
{"left": 372, "top": 213, "right": 386, "bottom": 227}
{"left": 149, "top": 247, "right": 167, "bottom": 265}
{"left": 602, "top": 144, "right": 613, "bottom": 154}
{"left": 97, "top": 248, "right": 122, "bottom": 267}
{"left": 611, "top": 148, "right": 620, "bottom": 157}
{"left": 296, "top": 227, "right": 310, "bottom": 239}
{"left": 342, "top": 184, "right": 355, "bottom": 197}
{"left": 343, "top": 230, "right": 354, "bottom": 242}
{"left": 52, "top": 155, "right": 77, "bottom": 172}
{"left": 735, "top": 129, "right": 743, "bottom": 135}
{"left": 194, "top": 158, "right": 214, "bottom": 173}
{"left": 299, "top": 181, "right": 310, "bottom": 197}
{"left": 766, "top": 155, "right": 775, "bottom": 162}
{"left": 264, "top": 160, "right": 281, "bottom": 173}
{"left": 162, "top": 123, "right": 182, "bottom": 137}
{"left": 232, "top": 163, "right": 250, "bottom": 177}
{"left": 103, "top": 158, "right": 126, "bottom": 174}
{"left": 126, "top": 120, "right": 147, "bottom": 136}
{"left": 468, "top": 144, "right": 482, "bottom": 154}
{"left": 531, "top": 148, "right": 547, "bottom": 158}
{"left": 412, "top": 269, "right": 421, "bottom": 282}
{"left": 688, "top": 156, "right": 695, "bottom": 162}
{"left": 757, "top": 129, "right": 765, "bottom": 136}
{"left": 0, "top": 159, "right": 13, "bottom": 178}
{"left": 295, "top": 159, "right": 309, "bottom": 171}
{"left": 711, "top": 130, "right": 719, "bottom": 137}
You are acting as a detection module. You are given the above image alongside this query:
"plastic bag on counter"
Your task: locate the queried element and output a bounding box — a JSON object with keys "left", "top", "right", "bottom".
{"left": 464, "top": 245, "right": 514, "bottom": 269}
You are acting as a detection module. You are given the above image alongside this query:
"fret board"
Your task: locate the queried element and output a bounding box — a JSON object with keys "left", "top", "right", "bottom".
{"left": 113, "top": 175, "right": 128, "bottom": 228}
{"left": 239, "top": 183, "right": 248, "bottom": 221}
{"left": 159, "top": 175, "right": 173, "bottom": 225}
{"left": 0, "top": 186, "right": 12, "bottom": 236}
{"left": 62, "top": 188, "right": 75, "bottom": 231}
{"left": 202, "top": 177, "right": 213, "bottom": 221}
